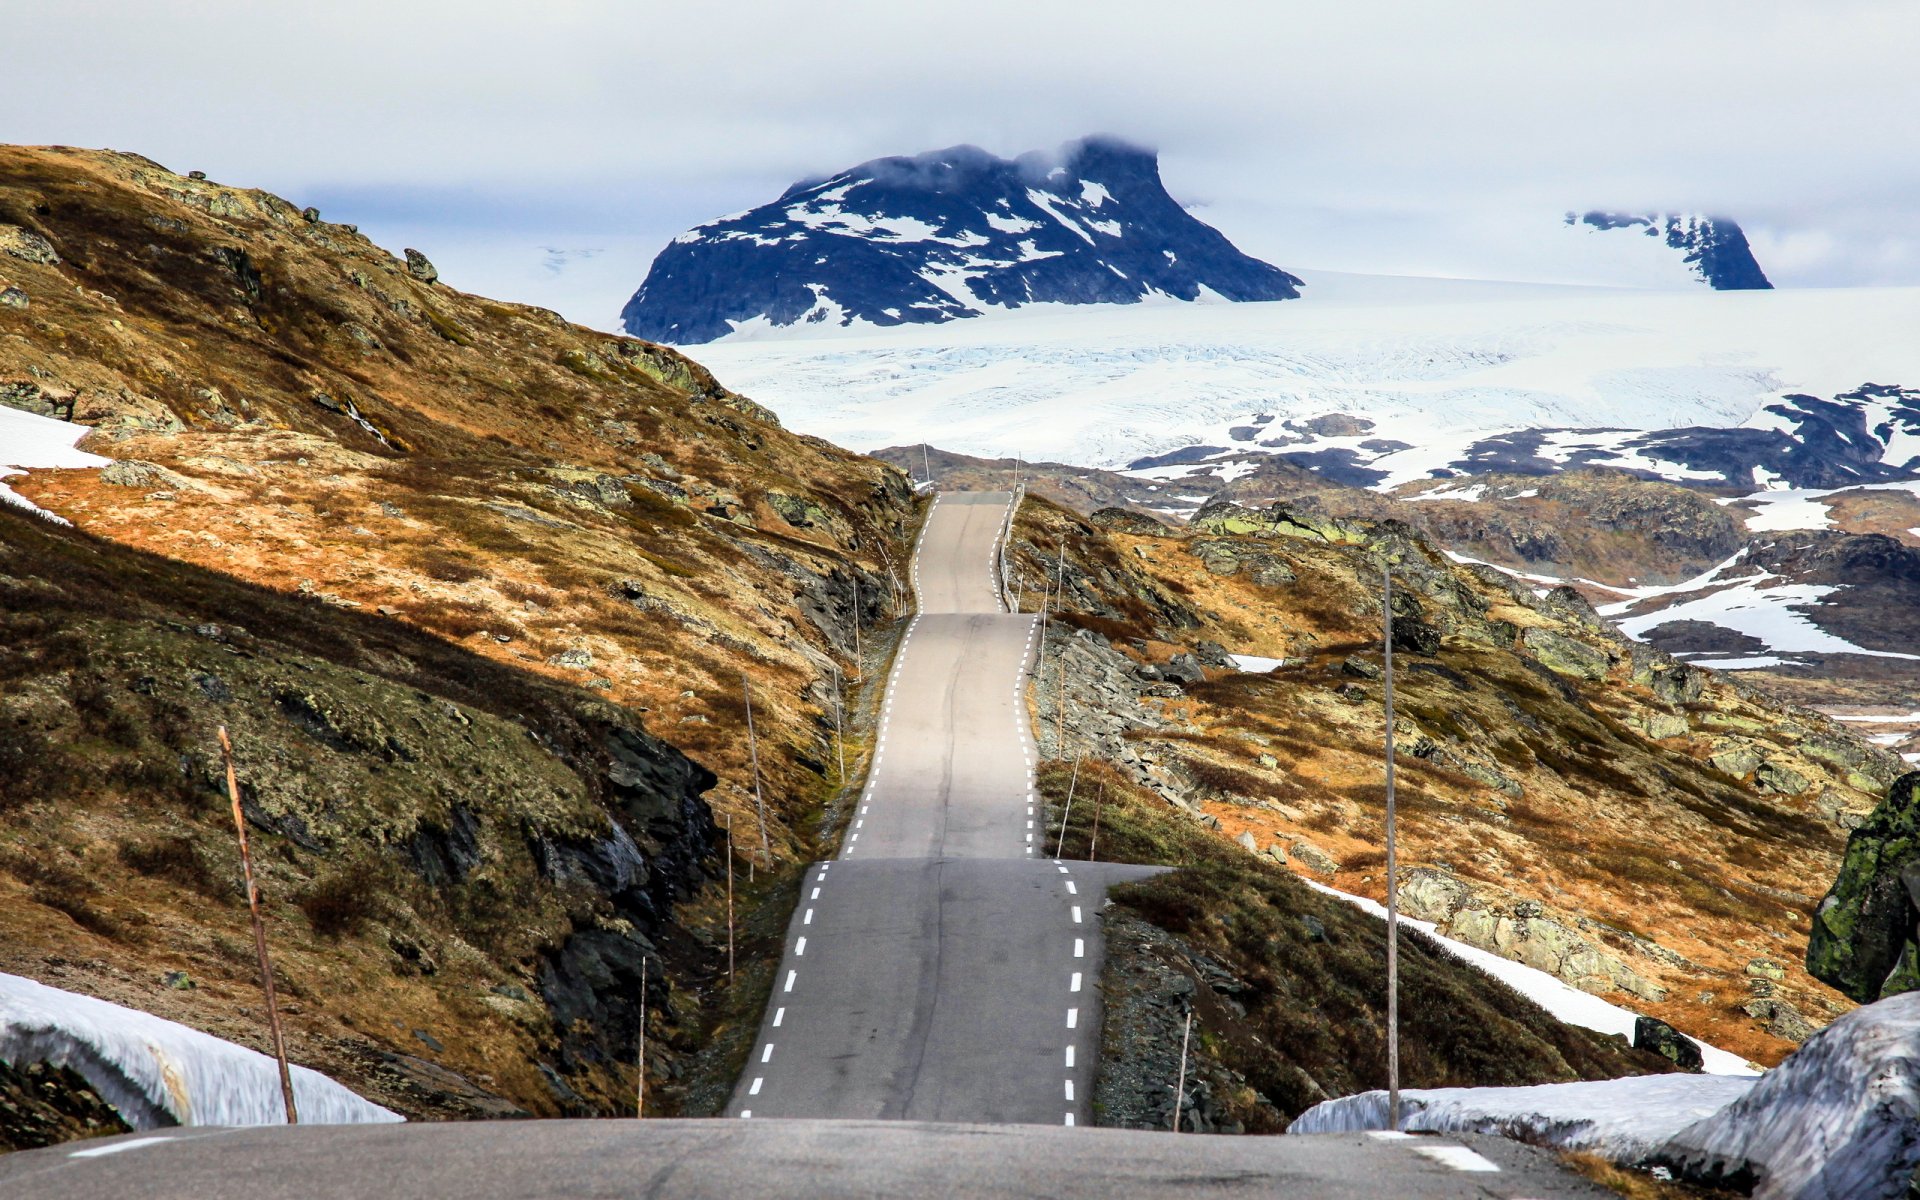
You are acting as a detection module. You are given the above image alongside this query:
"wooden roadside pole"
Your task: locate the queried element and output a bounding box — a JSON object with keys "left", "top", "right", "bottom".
{"left": 830, "top": 661, "right": 847, "bottom": 783}
{"left": 1054, "top": 754, "right": 1082, "bottom": 858}
{"left": 636, "top": 956, "right": 649, "bottom": 1119}
{"left": 1172, "top": 1006, "right": 1193, "bottom": 1133}
{"left": 217, "top": 726, "right": 299, "bottom": 1125}
{"left": 725, "top": 816, "right": 736, "bottom": 983}
{"left": 851, "top": 576, "right": 863, "bottom": 681}
{"left": 742, "top": 674, "right": 771, "bottom": 864}
{"left": 1383, "top": 563, "right": 1402, "bottom": 1132}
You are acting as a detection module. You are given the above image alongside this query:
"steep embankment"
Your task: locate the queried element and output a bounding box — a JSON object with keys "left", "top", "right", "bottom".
{"left": 0, "top": 145, "right": 918, "bottom": 1125}
{"left": 1004, "top": 494, "right": 1904, "bottom": 1093}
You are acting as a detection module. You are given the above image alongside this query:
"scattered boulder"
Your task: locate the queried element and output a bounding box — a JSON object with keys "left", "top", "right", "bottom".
{"left": 1088, "top": 507, "right": 1168, "bottom": 536}
{"left": 100, "top": 460, "right": 191, "bottom": 491}
{"left": 546, "top": 648, "right": 592, "bottom": 670}
{"left": 1521, "top": 627, "right": 1613, "bottom": 681}
{"left": 1808, "top": 772, "right": 1920, "bottom": 1003}
{"left": 404, "top": 248, "right": 439, "bottom": 284}
{"left": 1235, "top": 831, "right": 1258, "bottom": 854}
{"left": 1390, "top": 615, "right": 1442, "bottom": 656}
{"left": 0, "top": 286, "right": 25, "bottom": 310}
{"left": 1159, "top": 654, "right": 1206, "bottom": 686}
{"left": 0, "top": 225, "right": 59, "bottom": 266}
{"left": 1289, "top": 839, "right": 1339, "bottom": 876}
{"left": 1186, "top": 538, "right": 1297, "bottom": 587}
{"left": 1660, "top": 990, "right": 1920, "bottom": 1199}
{"left": 1633, "top": 1016, "right": 1703, "bottom": 1072}
{"left": 1741, "top": 996, "right": 1816, "bottom": 1044}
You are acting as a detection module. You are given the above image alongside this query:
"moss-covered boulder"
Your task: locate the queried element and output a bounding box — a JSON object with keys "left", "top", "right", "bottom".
{"left": 1808, "top": 772, "right": 1920, "bottom": 1003}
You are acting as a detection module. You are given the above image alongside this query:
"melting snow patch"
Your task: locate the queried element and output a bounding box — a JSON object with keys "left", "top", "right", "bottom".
{"left": 0, "top": 973, "right": 401, "bottom": 1128}
{"left": 1228, "top": 654, "right": 1283, "bottom": 673}
{"left": 0, "top": 405, "right": 109, "bottom": 522}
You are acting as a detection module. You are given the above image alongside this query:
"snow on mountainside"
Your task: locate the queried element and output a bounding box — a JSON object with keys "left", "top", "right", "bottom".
{"left": 620, "top": 136, "right": 1301, "bottom": 344}
{"left": 1564, "top": 212, "right": 1772, "bottom": 291}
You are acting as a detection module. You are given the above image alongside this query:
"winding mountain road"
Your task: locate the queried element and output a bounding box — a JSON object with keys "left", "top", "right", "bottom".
{"left": 2, "top": 490, "right": 1614, "bottom": 1197}
{"left": 727, "top": 491, "right": 1158, "bottom": 1125}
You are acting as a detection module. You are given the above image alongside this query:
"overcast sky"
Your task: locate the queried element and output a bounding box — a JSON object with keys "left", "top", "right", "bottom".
{"left": 11, "top": 1, "right": 1919, "bottom": 326}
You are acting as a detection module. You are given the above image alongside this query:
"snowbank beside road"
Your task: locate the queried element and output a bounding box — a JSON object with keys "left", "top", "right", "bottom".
{"left": 0, "top": 973, "right": 400, "bottom": 1128}
{"left": 1290, "top": 1074, "right": 1755, "bottom": 1160}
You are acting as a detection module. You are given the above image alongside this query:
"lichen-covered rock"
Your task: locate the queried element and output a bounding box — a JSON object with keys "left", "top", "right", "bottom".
{"left": 1522, "top": 627, "right": 1613, "bottom": 681}
{"left": 1634, "top": 1016, "right": 1704, "bottom": 1072}
{"left": 1186, "top": 537, "right": 1298, "bottom": 587}
{"left": 1288, "top": 839, "right": 1339, "bottom": 876}
{"left": 0, "top": 225, "right": 59, "bottom": 266}
{"left": 1808, "top": 772, "right": 1920, "bottom": 1003}
{"left": 1089, "top": 507, "right": 1169, "bottom": 536}
{"left": 1190, "top": 498, "right": 1370, "bottom": 545}
{"left": 0, "top": 286, "right": 26, "bottom": 310}
{"left": 403, "top": 248, "right": 438, "bottom": 284}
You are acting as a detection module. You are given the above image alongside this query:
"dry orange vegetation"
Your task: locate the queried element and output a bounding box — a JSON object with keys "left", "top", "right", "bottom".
{"left": 1009, "top": 496, "right": 1906, "bottom": 1066}
{"left": 0, "top": 145, "right": 916, "bottom": 1116}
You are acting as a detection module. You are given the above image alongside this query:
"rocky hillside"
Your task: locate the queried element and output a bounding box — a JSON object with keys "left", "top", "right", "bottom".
{"left": 0, "top": 145, "right": 919, "bottom": 1118}
{"left": 1005, "top": 493, "right": 1906, "bottom": 1070}
{"left": 620, "top": 135, "right": 1301, "bottom": 344}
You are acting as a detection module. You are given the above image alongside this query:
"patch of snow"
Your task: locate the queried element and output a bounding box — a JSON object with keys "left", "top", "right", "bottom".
{"left": 1610, "top": 573, "right": 1920, "bottom": 662}
{"left": 1290, "top": 1075, "right": 1755, "bottom": 1162}
{"left": 1730, "top": 480, "right": 1920, "bottom": 532}
{"left": 0, "top": 973, "right": 400, "bottom": 1128}
{"left": 1228, "top": 654, "right": 1283, "bottom": 673}
{"left": 1024, "top": 190, "right": 1095, "bottom": 246}
{"left": 1304, "top": 881, "right": 1757, "bottom": 1076}
{"left": 1835, "top": 711, "right": 1920, "bottom": 724}
{"left": 1079, "top": 181, "right": 1113, "bottom": 208}
{"left": 1690, "top": 656, "right": 1792, "bottom": 670}
{"left": 984, "top": 212, "right": 1041, "bottom": 235}
{"left": 1407, "top": 483, "right": 1489, "bottom": 503}
{"left": 0, "top": 405, "right": 109, "bottom": 522}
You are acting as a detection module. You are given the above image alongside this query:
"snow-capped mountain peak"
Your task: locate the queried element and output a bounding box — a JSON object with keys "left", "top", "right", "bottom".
{"left": 1564, "top": 211, "right": 1772, "bottom": 290}
{"left": 621, "top": 135, "right": 1302, "bottom": 344}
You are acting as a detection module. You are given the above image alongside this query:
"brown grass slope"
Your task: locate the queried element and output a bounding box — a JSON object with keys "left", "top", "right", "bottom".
{"left": 0, "top": 145, "right": 921, "bottom": 1120}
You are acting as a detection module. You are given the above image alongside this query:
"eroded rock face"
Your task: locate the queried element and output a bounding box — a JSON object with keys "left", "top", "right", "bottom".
{"left": 1808, "top": 772, "right": 1920, "bottom": 1004}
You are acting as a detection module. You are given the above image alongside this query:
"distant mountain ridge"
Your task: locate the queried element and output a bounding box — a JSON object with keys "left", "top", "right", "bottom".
{"left": 620, "top": 136, "right": 1302, "bottom": 344}
{"left": 1567, "top": 211, "right": 1772, "bottom": 290}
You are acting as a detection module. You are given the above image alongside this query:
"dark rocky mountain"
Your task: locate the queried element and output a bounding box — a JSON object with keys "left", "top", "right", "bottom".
{"left": 621, "top": 136, "right": 1302, "bottom": 344}
{"left": 1568, "top": 211, "right": 1772, "bottom": 290}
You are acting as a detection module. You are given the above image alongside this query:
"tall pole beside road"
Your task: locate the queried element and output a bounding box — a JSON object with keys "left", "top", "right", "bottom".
{"left": 218, "top": 726, "right": 299, "bottom": 1126}
{"left": 1383, "top": 564, "right": 1401, "bottom": 1132}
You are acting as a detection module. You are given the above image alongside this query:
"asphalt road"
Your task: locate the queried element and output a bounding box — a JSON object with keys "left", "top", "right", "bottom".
{"left": 0, "top": 1120, "right": 1619, "bottom": 1199}
{"left": 727, "top": 489, "right": 1155, "bottom": 1124}
{"left": 13, "top": 488, "right": 1614, "bottom": 1196}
